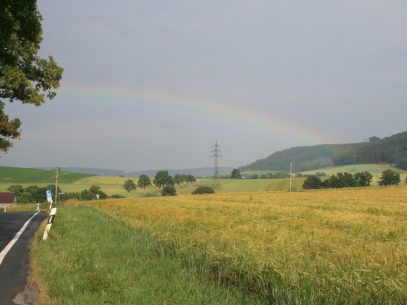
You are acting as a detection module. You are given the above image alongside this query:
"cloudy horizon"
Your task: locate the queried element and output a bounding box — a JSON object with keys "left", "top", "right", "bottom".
{"left": 1, "top": 0, "right": 406, "bottom": 171}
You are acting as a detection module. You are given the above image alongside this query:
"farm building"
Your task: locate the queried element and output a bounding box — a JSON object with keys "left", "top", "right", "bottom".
{"left": 0, "top": 192, "right": 17, "bottom": 204}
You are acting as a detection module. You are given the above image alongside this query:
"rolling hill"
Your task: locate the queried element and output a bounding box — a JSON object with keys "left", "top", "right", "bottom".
{"left": 241, "top": 130, "right": 407, "bottom": 172}
{"left": 0, "top": 166, "right": 93, "bottom": 183}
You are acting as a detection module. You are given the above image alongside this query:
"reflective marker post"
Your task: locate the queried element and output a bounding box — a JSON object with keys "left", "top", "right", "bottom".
{"left": 42, "top": 207, "right": 57, "bottom": 241}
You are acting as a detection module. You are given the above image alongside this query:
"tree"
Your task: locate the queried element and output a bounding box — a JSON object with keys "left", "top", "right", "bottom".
{"left": 154, "top": 170, "right": 173, "bottom": 188}
{"left": 161, "top": 185, "right": 176, "bottom": 196}
{"left": 379, "top": 170, "right": 401, "bottom": 186}
{"left": 81, "top": 185, "right": 107, "bottom": 200}
{"left": 303, "top": 175, "right": 323, "bottom": 189}
{"left": 230, "top": 169, "right": 242, "bottom": 179}
{"left": 137, "top": 175, "right": 151, "bottom": 193}
{"left": 185, "top": 175, "right": 196, "bottom": 183}
{"left": 123, "top": 179, "right": 136, "bottom": 193}
{"left": 11, "top": 184, "right": 63, "bottom": 203}
{"left": 354, "top": 171, "right": 373, "bottom": 187}
{"left": 0, "top": 0, "right": 63, "bottom": 152}
{"left": 7, "top": 184, "right": 24, "bottom": 196}
{"left": 174, "top": 174, "right": 186, "bottom": 185}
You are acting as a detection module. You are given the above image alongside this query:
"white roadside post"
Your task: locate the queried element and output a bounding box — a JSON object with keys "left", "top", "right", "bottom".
{"left": 42, "top": 207, "right": 57, "bottom": 241}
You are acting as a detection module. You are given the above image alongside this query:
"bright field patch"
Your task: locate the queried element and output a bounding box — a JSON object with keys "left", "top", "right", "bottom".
{"left": 42, "top": 187, "right": 407, "bottom": 305}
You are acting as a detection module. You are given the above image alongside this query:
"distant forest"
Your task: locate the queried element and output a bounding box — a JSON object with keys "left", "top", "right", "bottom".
{"left": 241, "top": 130, "right": 407, "bottom": 172}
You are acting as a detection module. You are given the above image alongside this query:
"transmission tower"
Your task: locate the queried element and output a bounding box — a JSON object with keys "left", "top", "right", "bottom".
{"left": 210, "top": 141, "right": 222, "bottom": 178}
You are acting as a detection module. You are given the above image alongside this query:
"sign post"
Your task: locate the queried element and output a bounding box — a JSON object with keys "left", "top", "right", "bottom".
{"left": 46, "top": 189, "right": 53, "bottom": 209}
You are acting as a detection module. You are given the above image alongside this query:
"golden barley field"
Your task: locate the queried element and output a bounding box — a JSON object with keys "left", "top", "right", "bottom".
{"left": 80, "top": 187, "right": 407, "bottom": 304}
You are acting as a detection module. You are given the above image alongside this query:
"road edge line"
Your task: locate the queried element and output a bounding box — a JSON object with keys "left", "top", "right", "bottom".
{"left": 0, "top": 211, "right": 41, "bottom": 266}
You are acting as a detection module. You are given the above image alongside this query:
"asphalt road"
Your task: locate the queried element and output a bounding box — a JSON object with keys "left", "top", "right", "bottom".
{"left": 0, "top": 211, "right": 47, "bottom": 305}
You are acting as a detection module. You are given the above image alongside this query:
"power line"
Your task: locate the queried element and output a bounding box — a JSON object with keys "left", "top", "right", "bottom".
{"left": 289, "top": 160, "right": 293, "bottom": 192}
{"left": 210, "top": 141, "right": 222, "bottom": 178}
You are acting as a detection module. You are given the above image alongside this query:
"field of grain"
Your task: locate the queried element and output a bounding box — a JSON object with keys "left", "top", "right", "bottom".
{"left": 64, "top": 187, "right": 406, "bottom": 304}
{"left": 31, "top": 206, "right": 261, "bottom": 305}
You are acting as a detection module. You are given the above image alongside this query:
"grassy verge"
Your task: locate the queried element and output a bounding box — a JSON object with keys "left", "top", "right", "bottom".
{"left": 31, "top": 205, "right": 263, "bottom": 305}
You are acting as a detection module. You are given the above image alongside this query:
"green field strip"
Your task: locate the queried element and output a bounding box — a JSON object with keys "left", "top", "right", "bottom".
{"left": 31, "top": 206, "right": 263, "bottom": 305}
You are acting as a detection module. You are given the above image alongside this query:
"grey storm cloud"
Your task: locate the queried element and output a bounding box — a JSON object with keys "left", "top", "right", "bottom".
{"left": 2, "top": 0, "right": 406, "bottom": 170}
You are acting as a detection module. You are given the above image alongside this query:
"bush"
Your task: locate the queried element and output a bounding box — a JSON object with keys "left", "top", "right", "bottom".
{"left": 192, "top": 186, "right": 215, "bottom": 195}
{"left": 161, "top": 185, "right": 176, "bottom": 196}
{"left": 303, "top": 175, "right": 323, "bottom": 189}
{"left": 143, "top": 190, "right": 161, "bottom": 197}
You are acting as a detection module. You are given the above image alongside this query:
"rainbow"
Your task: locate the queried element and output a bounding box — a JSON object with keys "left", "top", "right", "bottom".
{"left": 60, "top": 81, "right": 334, "bottom": 144}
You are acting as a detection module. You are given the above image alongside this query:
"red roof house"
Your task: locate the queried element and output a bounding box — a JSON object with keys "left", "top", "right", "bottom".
{"left": 0, "top": 192, "right": 16, "bottom": 204}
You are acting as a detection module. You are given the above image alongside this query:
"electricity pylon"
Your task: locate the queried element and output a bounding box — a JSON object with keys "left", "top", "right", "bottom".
{"left": 211, "top": 141, "right": 222, "bottom": 178}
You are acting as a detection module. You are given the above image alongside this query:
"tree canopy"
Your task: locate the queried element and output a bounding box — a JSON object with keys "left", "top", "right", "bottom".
{"left": 137, "top": 175, "right": 152, "bottom": 190}
{"left": 303, "top": 171, "right": 373, "bottom": 190}
{"left": 0, "top": 0, "right": 63, "bottom": 151}
{"left": 123, "top": 179, "right": 136, "bottom": 193}
{"left": 153, "top": 170, "right": 174, "bottom": 188}
{"left": 378, "top": 170, "right": 401, "bottom": 186}
{"left": 230, "top": 169, "right": 242, "bottom": 179}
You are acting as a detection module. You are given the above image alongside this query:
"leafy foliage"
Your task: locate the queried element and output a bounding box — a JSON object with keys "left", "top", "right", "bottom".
{"left": 303, "top": 172, "right": 373, "bottom": 190}
{"left": 302, "top": 176, "right": 323, "bottom": 189}
{"left": 192, "top": 186, "right": 215, "bottom": 195}
{"left": 137, "top": 175, "right": 152, "bottom": 190}
{"left": 186, "top": 175, "right": 196, "bottom": 183}
{"left": 172, "top": 174, "right": 196, "bottom": 184}
{"left": 378, "top": 170, "right": 401, "bottom": 186}
{"left": 0, "top": 0, "right": 63, "bottom": 151}
{"left": 8, "top": 184, "right": 61, "bottom": 203}
{"left": 161, "top": 185, "right": 176, "bottom": 196}
{"left": 230, "top": 169, "right": 242, "bottom": 179}
{"left": 123, "top": 179, "right": 136, "bottom": 193}
{"left": 154, "top": 170, "right": 174, "bottom": 188}
{"left": 354, "top": 171, "right": 373, "bottom": 187}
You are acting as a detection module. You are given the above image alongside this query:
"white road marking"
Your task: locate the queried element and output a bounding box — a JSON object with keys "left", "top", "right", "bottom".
{"left": 0, "top": 211, "right": 40, "bottom": 266}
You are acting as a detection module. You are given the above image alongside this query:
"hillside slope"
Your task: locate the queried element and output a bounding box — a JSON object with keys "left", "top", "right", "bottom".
{"left": 241, "top": 130, "right": 407, "bottom": 172}
{"left": 0, "top": 166, "right": 93, "bottom": 183}
{"left": 334, "top": 131, "right": 407, "bottom": 169}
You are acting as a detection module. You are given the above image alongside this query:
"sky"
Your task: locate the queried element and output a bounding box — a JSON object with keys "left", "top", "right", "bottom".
{"left": 2, "top": 0, "right": 407, "bottom": 171}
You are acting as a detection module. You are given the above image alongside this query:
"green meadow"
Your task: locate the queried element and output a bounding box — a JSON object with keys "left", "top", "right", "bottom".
{"left": 0, "top": 166, "right": 92, "bottom": 183}
{"left": 0, "top": 166, "right": 304, "bottom": 197}
{"left": 1, "top": 165, "right": 406, "bottom": 200}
